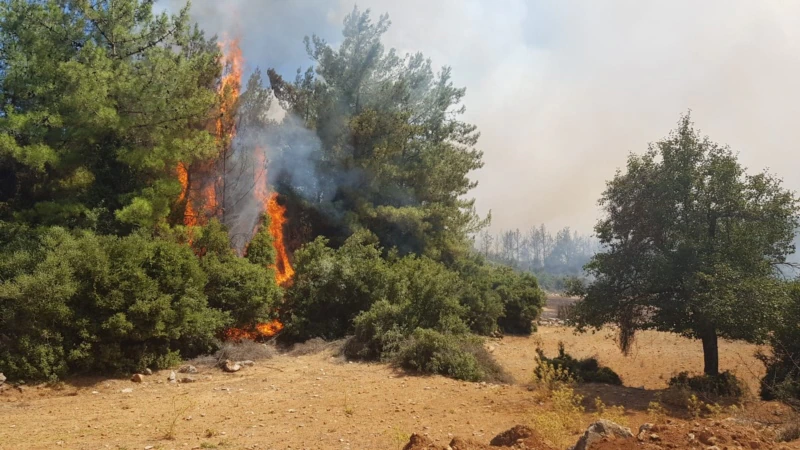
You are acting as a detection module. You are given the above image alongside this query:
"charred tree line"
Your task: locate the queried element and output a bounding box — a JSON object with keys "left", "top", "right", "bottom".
{"left": 476, "top": 226, "right": 599, "bottom": 277}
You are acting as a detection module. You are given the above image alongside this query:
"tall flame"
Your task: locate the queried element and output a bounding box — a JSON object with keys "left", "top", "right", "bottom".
{"left": 175, "top": 39, "right": 243, "bottom": 230}
{"left": 200, "top": 41, "right": 293, "bottom": 341}
{"left": 267, "top": 193, "right": 295, "bottom": 285}
{"left": 216, "top": 39, "right": 243, "bottom": 144}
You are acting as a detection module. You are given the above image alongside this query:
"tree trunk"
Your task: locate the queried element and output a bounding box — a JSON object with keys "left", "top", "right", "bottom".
{"left": 700, "top": 328, "right": 719, "bottom": 376}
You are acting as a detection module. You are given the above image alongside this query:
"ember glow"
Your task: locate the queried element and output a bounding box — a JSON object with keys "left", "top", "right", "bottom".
{"left": 223, "top": 319, "right": 284, "bottom": 341}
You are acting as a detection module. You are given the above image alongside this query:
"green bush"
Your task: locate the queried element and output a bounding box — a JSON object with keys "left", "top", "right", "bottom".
{"left": 534, "top": 342, "right": 622, "bottom": 385}
{"left": 0, "top": 225, "right": 230, "bottom": 380}
{"left": 389, "top": 255, "right": 469, "bottom": 334}
{"left": 760, "top": 282, "right": 800, "bottom": 408}
{"left": 454, "top": 256, "right": 504, "bottom": 335}
{"left": 196, "top": 220, "right": 282, "bottom": 327}
{"left": 396, "top": 328, "right": 510, "bottom": 383}
{"left": 343, "top": 300, "right": 406, "bottom": 360}
{"left": 279, "top": 231, "right": 391, "bottom": 342}
{"left": 669, "top": 371, "right": 746, "bottom": 399}
{"left": 492, "top": 267, "right": 546, "bottom": 335}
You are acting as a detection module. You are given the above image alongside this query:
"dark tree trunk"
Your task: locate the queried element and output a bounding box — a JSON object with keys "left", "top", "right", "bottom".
{"left": 700, "top": 328, "right": 719, "bottom": 376}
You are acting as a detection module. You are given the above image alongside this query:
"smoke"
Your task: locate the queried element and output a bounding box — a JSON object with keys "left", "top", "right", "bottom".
{"left": 162, "top": 0, "right": 800, "bottom": 235}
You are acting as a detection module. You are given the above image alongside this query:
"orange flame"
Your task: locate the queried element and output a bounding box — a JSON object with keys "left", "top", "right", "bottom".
{"left": 223, "top": 319, "right": 284, "bottom": 342}
{"left": 216, "top": 39, "right": 243, "bottom": 145}
{"left": 176, "top": 162, "right": 197, "bottom": 227}
{"left": 268, "top": 193, "right": 295, "bottom": 286}
{"left": 176, "top": 39, "right": 243, "bottom": 230}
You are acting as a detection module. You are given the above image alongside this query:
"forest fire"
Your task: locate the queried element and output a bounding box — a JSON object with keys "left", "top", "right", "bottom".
{"left": 179, "top": 39, "right": 293, "bottom": 341}
{"left": 222, "top": 319, "right": 284, "bottom": 341}
{"left": 267, "top": 193, "right": 295, "bottom": 285}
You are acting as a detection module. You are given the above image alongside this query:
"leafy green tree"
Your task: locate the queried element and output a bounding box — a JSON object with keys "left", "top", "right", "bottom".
{"left": 268, "top": 7, "right": 486, "bottom": 262}
{"left": 0, "top": 0, "right": 220, "bottom": 231}
{"left": 573, "top": 114, "right": 798, "bottom": 376}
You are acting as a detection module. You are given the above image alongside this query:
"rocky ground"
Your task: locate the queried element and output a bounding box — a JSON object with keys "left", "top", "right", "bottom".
{"left": 0, "top": 297, "right": 798, "bottom": 450}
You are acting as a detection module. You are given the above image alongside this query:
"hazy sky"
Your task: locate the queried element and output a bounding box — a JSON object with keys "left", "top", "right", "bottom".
{"left": 162, "top": 0, "right": 800, "bottom": 234}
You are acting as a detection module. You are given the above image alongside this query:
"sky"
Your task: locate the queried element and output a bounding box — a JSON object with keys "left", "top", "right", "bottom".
{"left": 161, "top": 0, "right": 800, "bottom": 235}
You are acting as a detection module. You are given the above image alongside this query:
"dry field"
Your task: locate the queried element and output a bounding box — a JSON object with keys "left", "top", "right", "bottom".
{"left": 0, "top": 297, "right": 796, "bottom": 450}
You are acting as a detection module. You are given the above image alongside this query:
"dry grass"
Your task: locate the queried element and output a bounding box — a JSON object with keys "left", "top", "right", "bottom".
{"left": 214, "top": 339, "right": 276, "bottom": 363}
{"left": 529, "top": 385, "right": 587, "bottom": 449}
{"left": 287, "top": 337, "right": 345, "bottom": 356}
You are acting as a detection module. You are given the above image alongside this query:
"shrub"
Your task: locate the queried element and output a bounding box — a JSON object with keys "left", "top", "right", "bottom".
{"left": 454, "top": 257, "right": 504, "bottom": 335}
{"left": 529, "top": 385, "right": 586, "bottom": 449}
{"left": 669, "top": 371, "right": 747, "bottom": 400}
{"left": 0, "top": 225, "right": 229, "bottom": 380}
{"left": 534, "top": 342, "right": 622, "bottom": 385}
{"left": 343, "top": 300, "right": 407, "bottom": 360}
{"left": 492, "top": 267, "right": 546, "bottom": 335}
{"left": 389, "top": 255, "right": 468, "bottom": 334}
{"left": 396, "top": 328, "right": 509, "bottom": 382}
{"left": 280, "top": 231, "right": 391, "bottom": 342}
{"left": 760, "top": 281, "right": 800, "bottom": 409}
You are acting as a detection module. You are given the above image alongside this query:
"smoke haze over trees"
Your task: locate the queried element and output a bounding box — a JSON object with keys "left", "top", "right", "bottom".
{"left": 476, "top": 226, "right": 599, "bottom": 290}
{"left": 162, "top": 0, "right": 800, "bottom": 234}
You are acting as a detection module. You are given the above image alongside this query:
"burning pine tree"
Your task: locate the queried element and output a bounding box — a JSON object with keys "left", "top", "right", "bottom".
{"left": 176, "top": 39, "right": 293, "bottom": 340}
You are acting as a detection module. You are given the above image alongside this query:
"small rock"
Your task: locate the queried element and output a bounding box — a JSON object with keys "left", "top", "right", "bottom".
{"left": 750, "top": 442, "right": 761, "bottom": 449}
{"left": 238, "top": 360, "right": 255, "bottom": 367}
{"left": 168, "top": 371, "right": 177, "bottom": 383}
{"left": 143, "top": 368, "right": 153, "bottom": 376}
{"left": 179, "top": 365, "right": 197, "bottom": 374}
{"left": 572, "top": 420, "right": 634, "bottom": 450}
{"left": 121, "top": 388, "right": 133, "bottom": 394}
{"left": 222, "top": 360, "right": 241, "bottom": 373}
{"left": 0, "top": 373, "right": 6, "bottom": 385}
{"left": 180, "top": 377, "right": 195, "bottom": 383}
{"left": 638, "top": 423, "right": 655, "bottom": 441}
{"left": 698, "top": 430, "right": 716, "bottom": 446}
{"left": 130, "top": 374, "right": 145, "bottom": 383}
{"left": 649, "top": 433, "right": 660, "bottom": 441}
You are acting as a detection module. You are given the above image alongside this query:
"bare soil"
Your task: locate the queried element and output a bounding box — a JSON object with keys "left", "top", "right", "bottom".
{"left": 1, "top": 297, "right": 797, "bottom": 450}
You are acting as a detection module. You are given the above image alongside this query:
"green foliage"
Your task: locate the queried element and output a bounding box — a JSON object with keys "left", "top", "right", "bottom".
{"left": 760, "top": 281, "right": 800, "bottom": 408}
{"left": 396, "top": 328, "right": 509, "bottom": 383}
{"left": 195, "top": 220, "right": 281, "bottom": 327}
{"left": 0, "top": 0, "right": 220, "bottom": 231}
{"left": 245, "top": 215, "right": 277, "bottom": 267}
{"left": 453, "top": 257, "right": 546, "bottom": 335}
{"left": 534, "top": 342, "right": 622, "bottom": 385}
{"left": 343, "top": 300, "right": 407, "bottom": 360}
{"left": 575, "top": 113, "right": 799, "bottom": 376}
{"left": 268, "top": 6, "right": 487, "bottom": 263}
{"left": 280, "top": 231, "right": 390, "bottom": 342}
{"left": 0, "top": 225, "right": 229, "bottom": 380}
{"left": 493, "top": 267, "right": 546, "bottom": 334}
{"left": 668, "top": 371, "right": 747, "bottom": 399}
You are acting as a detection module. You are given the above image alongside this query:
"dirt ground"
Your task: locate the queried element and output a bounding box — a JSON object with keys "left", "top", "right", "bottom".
{"left": 1, "top": 297, "right": 797, "bottom": 450}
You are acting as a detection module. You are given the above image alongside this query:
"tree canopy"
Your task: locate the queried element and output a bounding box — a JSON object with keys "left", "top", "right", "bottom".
{"left": 0, "top": 0, "right": 222, "bottom": 232}
{"left": 573, "top": 114, "right": 799, "bottom": 376}
{"left": 267, "top": 6, "right": 486, "bottom": 263}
